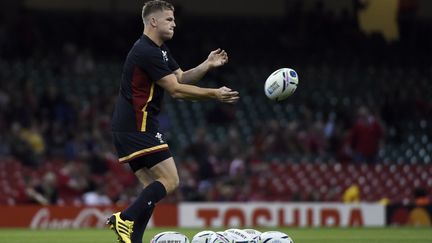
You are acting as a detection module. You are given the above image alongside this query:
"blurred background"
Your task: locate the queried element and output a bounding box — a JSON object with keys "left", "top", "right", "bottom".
{"left": 0, "top": 0, "right": 431, "bottom": 208}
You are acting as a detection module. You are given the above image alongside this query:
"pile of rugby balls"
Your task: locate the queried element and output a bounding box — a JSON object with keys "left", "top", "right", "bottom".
{"left": 151, "top": 228, "right": 293, "bottom": 243}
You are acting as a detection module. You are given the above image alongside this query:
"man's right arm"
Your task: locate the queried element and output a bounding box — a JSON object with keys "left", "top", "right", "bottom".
{"left": 173, "top": 48, "right": 228, "bottom": 84}
{"left": 156, "top": 74, "right": 239, "bottom": 103}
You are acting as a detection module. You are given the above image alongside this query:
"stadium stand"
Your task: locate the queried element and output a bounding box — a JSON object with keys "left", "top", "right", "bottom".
{"left": 0, "top": 5, "right": 431, "bottom": 205}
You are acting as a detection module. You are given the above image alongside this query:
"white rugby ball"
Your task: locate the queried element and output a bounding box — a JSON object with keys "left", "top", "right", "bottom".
{"left": 264, "top": 68, "right": 299, "bottom": 101}
{"left": 151, "top": 231, "right": 190, "bottom": 243}
{"left": 242, "top": 229, "right": 261, "bottom": 242}
{"left": 208, "top": 232, "right": 231, "bottom": 243}
{"left": 192, "top": 230, "right": 216, "bottom": 243}
{"left": 224, "top": 229, "right": 256, "bottom": 243}
{"left": 259, "top": 231, "right": 293, "bottom": 243}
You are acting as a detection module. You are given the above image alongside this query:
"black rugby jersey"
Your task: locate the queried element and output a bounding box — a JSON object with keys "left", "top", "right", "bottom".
{"left": 112, "top": 35, "right": 179, "bottom": 132}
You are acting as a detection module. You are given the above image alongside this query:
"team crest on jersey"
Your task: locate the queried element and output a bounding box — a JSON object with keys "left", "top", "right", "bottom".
{"left": 161, "top": 50, "right": 168, "bottom": 62}
{"left": 155, "top": 132, "right": 165, "bottom": 143}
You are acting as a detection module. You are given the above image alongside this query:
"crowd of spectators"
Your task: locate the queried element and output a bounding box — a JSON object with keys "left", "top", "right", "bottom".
{"left": 0, "top": 2, "right": 431, "bottom": 205}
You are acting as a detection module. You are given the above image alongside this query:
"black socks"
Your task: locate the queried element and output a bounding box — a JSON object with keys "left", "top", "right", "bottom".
{"left": 130, "top": 205, "right": 154, "bottom": 243}
{"left": 121, "top": 180, "right": 167, "bottom": 221}
{"left": 121, "top": 181, "right": 167, "bottom": 243}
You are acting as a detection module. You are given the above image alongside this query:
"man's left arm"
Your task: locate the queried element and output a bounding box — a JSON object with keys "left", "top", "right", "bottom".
{"left": 174, "top": 48, "right": 228, "bottom": 84}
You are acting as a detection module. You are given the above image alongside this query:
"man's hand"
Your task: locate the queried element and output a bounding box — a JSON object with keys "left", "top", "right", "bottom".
{"left": 216, "top": 86, "right": 239, "bottom": 104}
{"left": 206, "top": 48, "right": 229, "bottom": 69}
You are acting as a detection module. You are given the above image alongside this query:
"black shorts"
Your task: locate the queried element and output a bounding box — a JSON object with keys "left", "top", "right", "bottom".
{"left": 112, "top": 131, "right": 172, "bottom": 172}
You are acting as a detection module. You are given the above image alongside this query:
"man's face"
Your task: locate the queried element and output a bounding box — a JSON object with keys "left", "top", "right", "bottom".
{"left": 154, "top": 10, "right": 176, "bottom": 41}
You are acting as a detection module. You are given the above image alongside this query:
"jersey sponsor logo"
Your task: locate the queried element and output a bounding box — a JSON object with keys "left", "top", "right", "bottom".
{"left": 155, "top": 132, "right": 165, "bottom": 143}
{"left": 161, "top": 50, "right": 168, "bottom": 62}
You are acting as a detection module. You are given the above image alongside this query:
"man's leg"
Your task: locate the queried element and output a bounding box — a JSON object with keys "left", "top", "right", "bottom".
{"left": 130, "top": 168, "right": 155, "bottom": 243}
{"left": 110, "top": 157, "right": 179, "bottom": 243}
{"left": 121, "top": 157, "right": 179, "bottom": 220}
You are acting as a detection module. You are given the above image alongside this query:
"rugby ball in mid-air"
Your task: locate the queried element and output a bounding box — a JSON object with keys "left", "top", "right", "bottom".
{"left": 264, "top": 68, "right": 299, "bottom": 101}
{"left": 151, "top": 231, "right": 190, "bottom": 243}
{"left": 259, "top": 231, "right": 294, "bottom": 243}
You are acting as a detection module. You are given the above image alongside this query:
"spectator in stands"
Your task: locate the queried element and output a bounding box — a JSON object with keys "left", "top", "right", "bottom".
{"left": 26, "top": 172, "right": 58, "bottom": 205}
{"left": 281, "top": 120, "right": 303, "bottom": 155}
{"left": 254, "top": 119, "right": 286, "bottom": 156}
{"left": 9, "top": 122, "right": 41, "bottom": 167}
{"left": 177, "top": 163, "right": 205, "bottom": 201}
{"left": 342, "top": 184, "right": 360, "bottom": 203}
{"left": 184, "top": 127, "right": 215, "bottom": 180}
{"left": 82, "top": 184, "right": 112, "bottom": 206}
{"left": 57, "top": 161, "right": 90, "bottom": 204}
{"left": 19, "top": 119, "right": 45, "bottom": 157}
{"left": 346, "top": 106, "right": 384, "bottom": 163}
{"left": 229, "top": 156, "right": 246, "bottom": 177}
{"left": 303, "top": 119, "right": 326, "bottom": 155}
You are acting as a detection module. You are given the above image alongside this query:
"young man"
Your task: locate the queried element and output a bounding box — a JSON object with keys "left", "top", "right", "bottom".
{"left": 107, "top": 1, "right": 239, "bottom": 243}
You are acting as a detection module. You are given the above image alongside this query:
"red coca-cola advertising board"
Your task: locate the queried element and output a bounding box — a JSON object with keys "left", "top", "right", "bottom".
{"left": 0, "top": 204, "right": 177, "bottom": 228}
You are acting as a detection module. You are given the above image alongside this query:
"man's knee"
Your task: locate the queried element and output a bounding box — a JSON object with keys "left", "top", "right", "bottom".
{"left": 149, "top": 157, "right": 180, "bottom": 194}
{"left": 171, "top": 174, "right": 179, "bottom": 191}
{"left": 161, "top": 174, "right": 179, "bottom": 194}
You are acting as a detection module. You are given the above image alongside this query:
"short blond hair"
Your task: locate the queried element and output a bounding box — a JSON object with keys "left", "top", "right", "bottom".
{"left": 142, "top": 0, "right": 175, "bottom": 24}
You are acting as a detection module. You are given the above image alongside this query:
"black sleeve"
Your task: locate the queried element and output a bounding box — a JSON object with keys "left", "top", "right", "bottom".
{"left": 136, "top": 47, "right": 174, "bottom": 82}
{"left": 167, "top": 51, "right": 180, "bottom": 71}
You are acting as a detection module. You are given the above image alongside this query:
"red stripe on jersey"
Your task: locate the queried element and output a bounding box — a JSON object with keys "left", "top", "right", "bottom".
{"left": 131, "top": 66, "right": 151, "bottom": 131}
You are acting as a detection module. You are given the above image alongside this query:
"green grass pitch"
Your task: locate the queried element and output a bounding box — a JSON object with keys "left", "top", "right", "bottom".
{"left": 0, "top": 227, "right": 431, "bottom": 243}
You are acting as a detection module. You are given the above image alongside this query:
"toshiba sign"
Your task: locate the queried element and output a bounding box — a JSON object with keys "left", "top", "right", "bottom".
{"left": 179, "top": 203, "right": 385, "bottom": 227}
{"left": 0, "top": 203, "right": 385, "bottom": 228}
